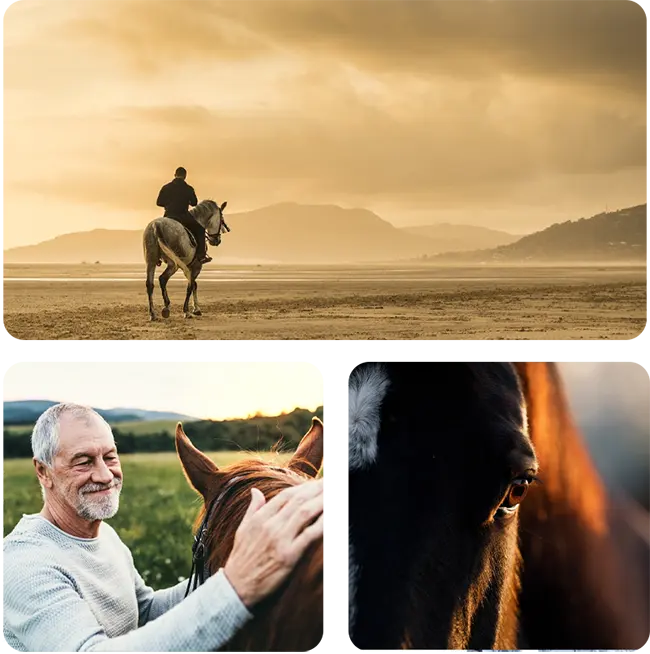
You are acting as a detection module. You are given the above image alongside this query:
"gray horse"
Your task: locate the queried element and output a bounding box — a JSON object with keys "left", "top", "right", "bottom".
{"left": 143, "top": 200, "right": 228, "bottom": 320}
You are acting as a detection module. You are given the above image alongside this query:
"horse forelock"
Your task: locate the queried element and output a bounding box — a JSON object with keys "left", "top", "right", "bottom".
{"left": 349, "top": 363, "right": 390, "bottom": 471}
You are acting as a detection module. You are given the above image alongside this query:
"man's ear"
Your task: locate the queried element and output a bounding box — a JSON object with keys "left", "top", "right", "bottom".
{"left": 33, "top": 459, "right": 53, "bottom": 489}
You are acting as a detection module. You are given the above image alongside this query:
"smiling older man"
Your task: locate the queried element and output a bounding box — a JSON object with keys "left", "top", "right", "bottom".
{"left": 3, "top": 403, "right": 324, "bottom": 651}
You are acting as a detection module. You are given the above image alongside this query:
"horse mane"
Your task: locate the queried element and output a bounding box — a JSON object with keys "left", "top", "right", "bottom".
{"left": 200, "top": 458, "right": 323, "bottom": 651}
{"left": 189, "top": 199, "right": 219, "bottom": 222}
{"left": 516, "top": 362, "right": 649, "bottom": 649}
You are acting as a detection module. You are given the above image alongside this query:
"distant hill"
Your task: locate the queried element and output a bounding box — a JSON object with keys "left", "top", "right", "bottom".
{"left": 431, "top": 205, "right": 647, "bottom": 263}
{"left": 3, "top": 405, "right": 324, "bottom": 458}
{"left": 3, "top": 400, "right": 196, "bottom": 426}
{"left": 3, "top": 203, "right": 509, "bottom": 264}
{"left": 400, "top": 223, "right": 518, "bottom": 252}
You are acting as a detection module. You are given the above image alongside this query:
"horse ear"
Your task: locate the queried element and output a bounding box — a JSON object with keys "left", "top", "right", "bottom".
{"left": 220, "top": 201, "right": 227, "bottom": 211}
{"left": 288, "top": 417, "right": 323, "bottom": 477}
{"left": 175, "top": 423, "right": 221, "bottom": 498}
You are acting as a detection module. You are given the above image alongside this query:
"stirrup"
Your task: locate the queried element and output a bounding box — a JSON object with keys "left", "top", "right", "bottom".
{"left": 200, "top": 255, "right": 213, "bottom": 264}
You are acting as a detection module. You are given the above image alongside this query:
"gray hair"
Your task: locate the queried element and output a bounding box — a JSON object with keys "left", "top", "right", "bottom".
{"left": 31, "top": 403, "right": 111, "bottom": 467}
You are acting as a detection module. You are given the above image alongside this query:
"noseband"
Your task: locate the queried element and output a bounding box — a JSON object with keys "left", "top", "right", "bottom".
{"left": 184, "top": 475, "right": 243, "bottom": 598}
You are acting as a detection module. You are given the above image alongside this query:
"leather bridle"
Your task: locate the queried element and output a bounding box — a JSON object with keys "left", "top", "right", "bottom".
{"left": 184, "top": 467, "right": 299, "bottom": 597}
{"left": 184, "top": 476, "right": 243, "bottom": 598}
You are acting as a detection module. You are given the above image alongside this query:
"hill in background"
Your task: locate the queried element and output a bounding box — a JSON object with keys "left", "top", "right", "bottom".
{"left": 4, "top": 203, "right": 645, "bottom": 265}
{"left": 430, "top": 205, "right": 646, "bottom": 264}
{"left": 3, "top": 403, "right": 324, "bottom": 458}
{"left": 4, "top": 203, "right": 516, "bottom": 264}
{"left": 4, "top": 400, "right": 195, "bottom": 426}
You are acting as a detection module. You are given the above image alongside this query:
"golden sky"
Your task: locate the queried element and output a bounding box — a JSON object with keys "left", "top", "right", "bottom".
{"left": 3, "top": 362, "right": 323, "bottom": 420}
{"left": 3, "top": 0, "right": 646, "bottom": 248}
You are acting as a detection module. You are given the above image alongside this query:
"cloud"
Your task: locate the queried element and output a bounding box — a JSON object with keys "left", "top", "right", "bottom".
{"left": 7, "top": 67, "right": 644, "bottom": 215}
{"left": 55, "top": 0, "right": 273, "bottom": 74}
{"left": 43, "top": 0, "right": 646, "bottom": 93}
{"left": 3, "top": 0, "right": 645, "bottom": 236}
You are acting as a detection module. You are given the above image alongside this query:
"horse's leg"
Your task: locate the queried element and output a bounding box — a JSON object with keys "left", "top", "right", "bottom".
{"left": 146, "top": 263, "right": 157, "bottom": 321}
{"left": 192, "top": 281, "right": 201, "bottom": 316}
{"left": 183, "top": 280, "right": 194, "bottom": 318}
{"left": 159, "top": 263, "right": 177, "bottom": 319}
{"left": 183, "top": 264, "right": 201, "bottom": 318}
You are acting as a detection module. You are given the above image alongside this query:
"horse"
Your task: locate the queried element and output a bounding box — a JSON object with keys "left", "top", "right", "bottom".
{"left": 143, "top": 200, "right": 228, "bottom": 321}
{"left": 175, "top": 417, "right": 324, "bottom": 651}
{"left": 348, "top": 363, "right": 649, "bottom": 650}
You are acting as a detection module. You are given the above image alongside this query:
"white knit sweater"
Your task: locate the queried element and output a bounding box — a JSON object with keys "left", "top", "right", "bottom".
{"left": 3, "top": 515, "right": 252, "bottom": 651}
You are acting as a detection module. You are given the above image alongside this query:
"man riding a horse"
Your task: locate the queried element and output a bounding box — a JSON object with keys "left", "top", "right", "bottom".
{"left": 156, "top": 167, "right": 212, "bottom": 264}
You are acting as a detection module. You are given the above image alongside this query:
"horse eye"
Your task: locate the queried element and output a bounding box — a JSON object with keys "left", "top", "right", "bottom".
{"left": 503, "top": 479, "right": 530, "bottom": 508}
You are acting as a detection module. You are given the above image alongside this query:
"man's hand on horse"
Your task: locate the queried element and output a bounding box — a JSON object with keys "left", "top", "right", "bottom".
{"left": 223, "top": 479, "right": 324, "bottom": 608}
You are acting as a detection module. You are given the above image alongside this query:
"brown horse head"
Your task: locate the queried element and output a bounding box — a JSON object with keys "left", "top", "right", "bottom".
{"left": 349, "top": 363, "right": 535, "bottom": 649}
{"left": 350, "top": 363, "right": 649, "bottom": 650}
{"left": 176, "top": 417, "right": 324, "bottom": 651}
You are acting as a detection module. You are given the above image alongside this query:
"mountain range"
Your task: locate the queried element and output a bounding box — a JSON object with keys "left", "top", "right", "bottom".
{"left": 3, "top": 202, "right": 646, "bottom": 264}
{"left": 3, "top": 400, "right": 196, "bottom": 426}
{"left": 3, "top": 203, "right": 516, "bottom": 264}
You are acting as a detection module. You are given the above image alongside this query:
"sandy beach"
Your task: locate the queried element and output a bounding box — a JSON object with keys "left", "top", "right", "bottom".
{"left": 3, "top": 263, "right": 645, "bottom": 340}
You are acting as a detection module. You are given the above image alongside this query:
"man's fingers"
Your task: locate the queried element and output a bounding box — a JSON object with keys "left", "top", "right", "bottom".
{"left": 239, "top": 488, "right": 266, "bottom": 527}
{"left": 288, "top": 514, "right": 324, "bottom": 561}
{"left": 253, "top": 478, "right": 323, "bottom": 522}
{"left": 275, "top": 494, "right": 323, "bottom": 541}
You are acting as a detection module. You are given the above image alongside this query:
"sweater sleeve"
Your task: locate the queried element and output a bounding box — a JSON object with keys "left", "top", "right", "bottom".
{"left": 4, "top": 560, "right": 252, "bottom": 652}
{"left": 134, "top": 571, "right": 188, "bottom": 624}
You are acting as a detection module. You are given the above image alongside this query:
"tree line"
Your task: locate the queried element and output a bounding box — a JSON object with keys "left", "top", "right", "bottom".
{"left": 3, "top": 407, "right": 324, "bottom": 458}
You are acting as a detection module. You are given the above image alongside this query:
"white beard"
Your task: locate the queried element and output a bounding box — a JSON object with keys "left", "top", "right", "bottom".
{"left": 76, "top": 481, "right": 122, "bottom": 520}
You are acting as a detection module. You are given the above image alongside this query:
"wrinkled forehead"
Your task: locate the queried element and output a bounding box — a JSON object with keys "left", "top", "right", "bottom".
{"left": 349, "top": 363, "right": 531, "bottom": 470}
{"left": 56, "top": 412, "right": 115, "bottom": 457}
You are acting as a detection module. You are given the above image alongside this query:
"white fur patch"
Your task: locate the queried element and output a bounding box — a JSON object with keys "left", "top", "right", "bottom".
{"left": 349, "top": 363, "right": 390, "bottom": 470}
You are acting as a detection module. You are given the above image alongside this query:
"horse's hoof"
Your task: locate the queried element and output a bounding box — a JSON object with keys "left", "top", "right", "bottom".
{"left": 193, "top": 309, "right": 202, "bottom": 316}
{"left": 161, "top": 307, "right": 170, "bottom": 319}
{"left": 149, "top": 315, "right": 158, "bottom": 322}
{"left": 184, "top": 313, "right": 193, "bottom": 319}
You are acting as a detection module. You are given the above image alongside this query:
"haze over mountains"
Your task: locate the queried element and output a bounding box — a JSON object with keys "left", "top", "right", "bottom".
{"left": 3, "top": 203, "right": 645, "bottom": 265}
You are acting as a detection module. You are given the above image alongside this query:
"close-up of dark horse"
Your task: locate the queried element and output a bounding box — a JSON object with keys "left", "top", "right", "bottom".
{"left": 175, "top": 417, "right": 323, "bottom": 651}
{"left": 348, "top": 363, "right": 649, "bottom": 650}
{"left": 143, "top": 199, "right": 229, "bottom": 321}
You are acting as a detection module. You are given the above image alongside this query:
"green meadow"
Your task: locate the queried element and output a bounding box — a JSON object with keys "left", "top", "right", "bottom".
{"left": 3, "top": 451, "right": 292, "bottom": 590}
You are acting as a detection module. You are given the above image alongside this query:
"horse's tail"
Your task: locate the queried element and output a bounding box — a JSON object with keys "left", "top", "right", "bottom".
{"left": 153, "top": 221, "right": 164, "bottom": 242}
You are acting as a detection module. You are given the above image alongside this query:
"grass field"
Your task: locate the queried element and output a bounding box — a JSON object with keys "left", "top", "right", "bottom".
{"left": 3, "top": 450, "right": 292, "bottom": 589}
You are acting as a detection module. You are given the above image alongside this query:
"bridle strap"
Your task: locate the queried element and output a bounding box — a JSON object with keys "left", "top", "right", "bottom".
{"left": 184, "top": 476, "right": 244, "bottom": 598}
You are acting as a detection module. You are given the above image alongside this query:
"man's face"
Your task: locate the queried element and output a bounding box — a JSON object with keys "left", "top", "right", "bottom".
{"left": 47, "top": 413, "right": 123, "bottom": 521}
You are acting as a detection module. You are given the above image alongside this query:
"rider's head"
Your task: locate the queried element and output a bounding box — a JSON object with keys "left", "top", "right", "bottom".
{"left": 174, "top": 167, "right": 187, "bottom": 180}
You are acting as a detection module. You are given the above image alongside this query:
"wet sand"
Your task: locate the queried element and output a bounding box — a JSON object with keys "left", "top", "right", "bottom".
{"left": 3, "top": 263, "right": 645, "bottom": 340}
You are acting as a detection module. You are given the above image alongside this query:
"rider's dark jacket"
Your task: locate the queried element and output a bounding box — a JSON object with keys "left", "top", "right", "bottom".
{"left": 156, "top": 178, "right": 198, "bottom": 218}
